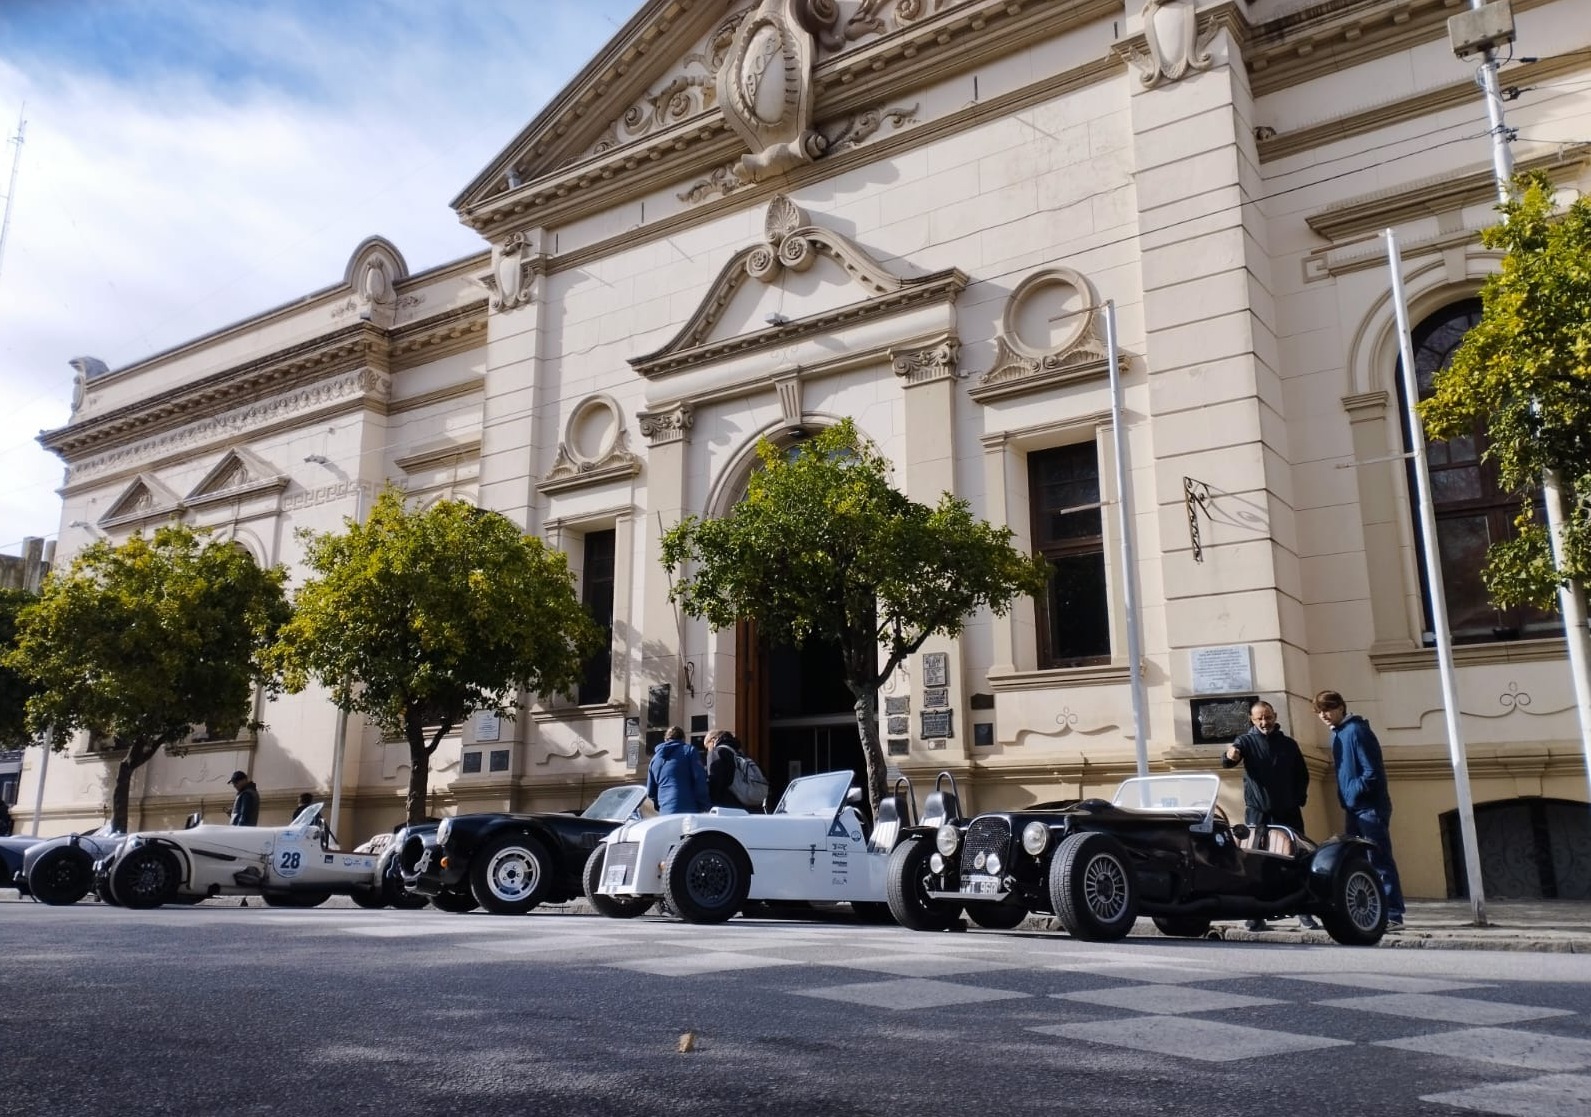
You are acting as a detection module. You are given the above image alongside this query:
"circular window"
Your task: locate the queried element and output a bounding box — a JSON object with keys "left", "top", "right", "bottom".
{"left": 1003, "top": 268, "right": 1098, "bottom": 358}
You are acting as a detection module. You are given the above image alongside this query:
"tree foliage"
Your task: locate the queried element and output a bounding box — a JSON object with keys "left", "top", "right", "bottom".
{"left": 1419, "top": 172, "right": 1591, "bottom": 609}
{"left": 2, "top": 526, "right": 289, "bottom": 831}
{"left": 270, "top": 489, "right": 602, "bottom": 823}
{"left": 661, "top": 420, "right": 1048, "bottom": 806}
{"left": 0, "top": 588, "right": 41, "bottom": 747}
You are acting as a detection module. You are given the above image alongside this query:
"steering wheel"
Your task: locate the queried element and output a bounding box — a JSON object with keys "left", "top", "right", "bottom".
{"left": 1211, "top": 804, "right": 1230, "bottom": 827}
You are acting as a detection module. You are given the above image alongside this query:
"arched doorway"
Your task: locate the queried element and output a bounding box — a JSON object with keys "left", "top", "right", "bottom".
{"left": 1441, "top": 798, "right": 1591, "bottom": 899}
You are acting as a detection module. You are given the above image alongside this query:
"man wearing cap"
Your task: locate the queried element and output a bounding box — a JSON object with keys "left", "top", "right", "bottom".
{"left": 228, "top": 771, "right": 260, "bottom": 827}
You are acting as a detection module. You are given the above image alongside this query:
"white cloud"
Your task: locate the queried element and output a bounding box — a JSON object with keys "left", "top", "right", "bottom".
{"left": 0, "top": 0, "right": 640, "bottom": 550}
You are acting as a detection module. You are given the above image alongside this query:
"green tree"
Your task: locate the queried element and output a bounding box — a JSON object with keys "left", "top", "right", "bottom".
{"left": 270, "top": 489, "right": 602, "bottom": 823}
{"left": 0, "top": 588, "right": 41, "bottom": 747}
{"left": 2, "top": 526, "right": 289, "bottom": 832}
{"left": 1419, "top": 172, "right": 1591, "bottom": 609}
{"left": 661, "top": 419, "right": 1048, "bottom": 807}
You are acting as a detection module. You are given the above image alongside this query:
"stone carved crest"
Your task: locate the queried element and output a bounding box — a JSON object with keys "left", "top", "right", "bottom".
{"left": 540, "top": 395, "right": 642, "bottom": 493}
{"left": 972, "top": 267, "right": 1110, "bottom": 402}
{"left": 716, "top": 1, "right": 841, "bottom": 183}
{"left": 484, "top": 233, "right": 540, "bottom": 312}
{"left": 1127, "top": 0, "right": 1217, "bottom": 90}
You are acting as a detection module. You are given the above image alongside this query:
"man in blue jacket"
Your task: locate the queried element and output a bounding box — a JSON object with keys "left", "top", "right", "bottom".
{"left": 647, "top": 725, "right": 709, "bottom": 814}
{"left": 1314, "top": 690, "right": 1405, "bottom": 931}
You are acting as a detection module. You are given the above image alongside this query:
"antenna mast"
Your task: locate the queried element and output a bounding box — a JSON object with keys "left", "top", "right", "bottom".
{"left": 0, "top": 105, "right": 27, "bottom": 289}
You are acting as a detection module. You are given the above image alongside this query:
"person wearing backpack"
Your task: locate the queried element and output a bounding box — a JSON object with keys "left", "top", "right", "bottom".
{"left": 707, "top": 729, "right": 768, "bottom": 811}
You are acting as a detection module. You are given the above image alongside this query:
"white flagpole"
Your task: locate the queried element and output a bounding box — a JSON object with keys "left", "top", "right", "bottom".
{"left": 1105, "top": 301, "right": 1148, "bottom": 779}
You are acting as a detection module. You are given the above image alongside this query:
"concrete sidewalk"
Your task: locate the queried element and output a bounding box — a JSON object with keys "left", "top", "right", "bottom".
{"left": 1213, "top": 899, "right": 1591, "bottom": 953}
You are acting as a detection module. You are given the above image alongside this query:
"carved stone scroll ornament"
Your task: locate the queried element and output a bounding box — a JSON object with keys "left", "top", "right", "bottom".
{"left": 845, "top": 0, "right": 949, "bottom": 41}
{"left": 747, "top": 194, "right": 905, "bottom": 294}
{"left": 891, "top": 338, "right": 959, "bottom": 386}
{"left": 716, "top": 1, "right": 842, "bottom": 183}
{"left": 637, "top": 402, "right": 695, "bottom": 447}
{"left": 483, "top": 233, "right": 540, "bottom": 312}
{"left": 1127, "top": 0, "right": 1217, "bottom": 90}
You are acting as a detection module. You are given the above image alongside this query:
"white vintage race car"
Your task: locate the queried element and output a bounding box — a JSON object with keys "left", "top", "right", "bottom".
{"left": 589, "top": 770, "right": 947, "bottom": 924}
{"left": 93, "top": 802, "right": 380, "bottom": 909}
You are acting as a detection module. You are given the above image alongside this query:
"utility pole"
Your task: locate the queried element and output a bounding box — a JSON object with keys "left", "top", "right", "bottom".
{"left": 1448, "top": 2, "right": 1591, "bottom": 812}
{"left": 0, "top": 105, "right": 26, "bottom": 289}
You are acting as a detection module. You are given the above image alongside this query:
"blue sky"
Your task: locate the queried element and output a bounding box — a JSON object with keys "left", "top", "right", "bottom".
{"left": 0, "top": 0, "right": 642, "bottom": 549}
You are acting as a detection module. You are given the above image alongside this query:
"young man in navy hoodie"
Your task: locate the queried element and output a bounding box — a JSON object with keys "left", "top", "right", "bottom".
{"left": 1314, "top": 690, "right": 1406, "bottom": 932}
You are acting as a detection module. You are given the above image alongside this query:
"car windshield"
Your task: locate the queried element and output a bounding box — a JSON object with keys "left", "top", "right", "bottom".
{"left": 1112, "top": 774, "right": 1219, "bottom": 813}
{"left": 582, "top": 786, "right": 646, "bottom": 821}
{"left": 773, "top": 771, "right": 854, "bottom": 817}
{"left": 289, "top": 802, "right": 325, "bottom": 829}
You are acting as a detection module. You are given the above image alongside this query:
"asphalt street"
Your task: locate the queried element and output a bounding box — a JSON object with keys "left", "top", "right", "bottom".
{"left": 3, "top": 899, "right": 1590, "bottom": 1117}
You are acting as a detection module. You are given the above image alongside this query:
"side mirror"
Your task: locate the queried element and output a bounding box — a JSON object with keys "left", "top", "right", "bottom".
{"left": 845, "top": 787, "right": 864, "bottom": 807}
{"left": 184, "top": 812, "right": 202, "bottom": 830}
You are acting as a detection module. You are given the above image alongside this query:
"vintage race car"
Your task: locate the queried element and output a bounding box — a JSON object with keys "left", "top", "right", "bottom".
{"left": 349, "top": 824, "right": 430, "bottom": 910}
{"left": 395, "top": 822, "right": 477, "bottom": 912}
{"left": 888, "top": 773, "right": 1387, "bottom": 946}
{"left": 93, "top": 802, "right": 381, "bottom": 909}
{"left": 11, "top": 824, "right": 127, "bottom": 905}
{"left": 412, "top": 784, "right": 648, "bottom": 915}
{"left": 591, "top": 770, "right": 962, "bottom": 925}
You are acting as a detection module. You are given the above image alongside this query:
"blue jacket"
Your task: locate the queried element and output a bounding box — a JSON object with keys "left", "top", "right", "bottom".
{"left": 1330, "top": 714, "right": 1390, "bottom": 813}
{"left": 647, "top": 739, "right": 709, "bottom": 814}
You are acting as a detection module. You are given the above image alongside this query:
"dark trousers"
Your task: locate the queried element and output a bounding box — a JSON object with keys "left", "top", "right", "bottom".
{"left": 1247, "top": 806, "right": 1306, "bottom": 835}
{"left": 1345, "top": 806, "right": 1406, "bottom": 920}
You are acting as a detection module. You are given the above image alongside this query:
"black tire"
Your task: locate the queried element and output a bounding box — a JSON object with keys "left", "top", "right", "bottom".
{"left": 430, "top": 888, "right": 478, "bottom": 914}
{"left": 966, "top": 901, "right": 1028, "bottom": 930}
{"left": 583, "top": 845, "right": 654, "bottom": 919}
{"left": 1048, "top": 832, "right": 1138, "bottom": 942}
{"left": 884, "top": 836, "right": 963, "bottom": 932}
{"left": 28, "top": 847, "right": 95, "bottom": 906}
{"left": 349, "top": 886, "right": 386, "bottom": 910}
{"left": 263, "top": 891, "right": 331, "bottom": 908}
{"left": 850, "top": 901, "right": 896, "bottom": 924}
{"left": 378, "top": 852, "right": 428, "bottom": 910}
{"left": 1152, "top": 915, "right": 1213, "bottom": 938}
{"left": 110, "top": 845, "right": 182, "bottom": 910}
{"left": 1321, "top": 857, "right": 1387, "bottom": 946}
{"left": 96, "top": 879, "right": 123, "bottom": 906}
{"left": 469, "top": 832, "right": 553, "bottom": 915}
{"left": 663, "top": 832, "right": 751, "bottom": 924}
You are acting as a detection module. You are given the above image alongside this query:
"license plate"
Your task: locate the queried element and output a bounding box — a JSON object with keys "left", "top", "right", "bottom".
{"left": 968, "top": 876, "right": 1000, "bottom": 895}
{"left": 604, "top": 865, "right": 630, "bottom": 889}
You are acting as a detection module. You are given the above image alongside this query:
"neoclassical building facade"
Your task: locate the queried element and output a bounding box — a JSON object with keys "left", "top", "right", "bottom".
{"left": 21, "top": 0, "right": 1591, "bottom": 900}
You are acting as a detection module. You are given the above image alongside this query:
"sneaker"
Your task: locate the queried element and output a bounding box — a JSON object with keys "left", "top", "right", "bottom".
{"left": 1244, "top": 918, "right": 1269, "bottom": 932}
{"left": 1385, "top": 919, "right": 1406, "bottom": 933}
{"left": 1297, "top": 914, "right": 1320, "bottom": 930}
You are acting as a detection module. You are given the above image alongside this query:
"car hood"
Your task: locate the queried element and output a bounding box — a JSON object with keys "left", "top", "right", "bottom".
{"left": 126, "top": 823, "right": 278, "bottom": 855}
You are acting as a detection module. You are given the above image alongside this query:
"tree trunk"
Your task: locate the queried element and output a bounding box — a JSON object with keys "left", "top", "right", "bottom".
{"left": 852, "top": 690, "right": 886, "bottom": 813}
{"left": 405, "top": 718, "right": 430, "bottom": 825}
{"left": 110, "top": 738, "right": 161, "bottom": 833}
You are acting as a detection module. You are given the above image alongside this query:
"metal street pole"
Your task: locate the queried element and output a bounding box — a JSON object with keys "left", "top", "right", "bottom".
{"left": 29, "top": 724, "right": 53, "bottom": 836}
{"left": 1386, "top": 229, "right": 1488, "bottom": 927}
{"left": 326, "top": 480, "right": 364, "bottom": 843}
{"left": 1455, "top": 0, "right": 1591, "bottom": 808}
{"left": 1105, "top": 301, "right": 1149, "bottom": 780}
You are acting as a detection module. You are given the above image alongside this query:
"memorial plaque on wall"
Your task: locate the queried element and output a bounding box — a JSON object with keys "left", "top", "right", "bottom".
{"left": 1190, "top": 696, "right": 1259, "bottom": 745}
{"left": 922, "top": 686, "right": 950, "bottom": 709}
{"left": 489, "top": 749, "right": 510, "bottom": 772}
{"left": 887, "top": 737, "right": 910, "bottom": 756}
{"left": 473, "top": 709, "right": 501, "bottom": 743}
{"left": 885, "top": 696, "right": 910, "bottom": 715}
{"left": 1189, "top": 645, "right": 1254, "bottom": 695}
{"left": 974, "top": 723, "right": 994, "bottom": 747}
{"left": 920, "top": 708, "right": 953, "bottom": 739}
{"left": 461, "top": 751, "right": 483, "bottom": 774}
{"left": 922, "top": 652, "right": 949, "bottom": 688}
{"left": 887, "top": 715, "right": 909, "bottom": 736}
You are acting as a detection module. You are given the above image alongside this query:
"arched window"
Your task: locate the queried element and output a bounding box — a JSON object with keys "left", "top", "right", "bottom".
{"left": 1399, "top": 300, "right": 1561, "bottom": 644}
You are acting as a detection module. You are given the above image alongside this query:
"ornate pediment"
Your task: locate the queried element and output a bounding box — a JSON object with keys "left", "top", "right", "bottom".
{"left": 100, "top": 473, "right": 183, "bottom": 531}
{"left": 185, "top": 448, "right": 288, "bottom": 510}
{"left": 538, "top": 396, "right": 642, "bottom": 494}
{"left": 631, "top": 194, "right": 967, "bottom": 378}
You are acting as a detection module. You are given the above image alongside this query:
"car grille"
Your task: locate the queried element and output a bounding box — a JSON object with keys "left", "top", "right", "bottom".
{"left": 605, "top": 842, "right": 639, "bottom": 881}
{"left": 961, "top": 817, "right": 1011, "bottom": 885}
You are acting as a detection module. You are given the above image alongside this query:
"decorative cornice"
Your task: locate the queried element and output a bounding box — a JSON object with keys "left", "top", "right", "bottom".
{"left": 890, "top": 336, "right": 959, "bottom": 386}
{"left": 631, "top": 194, "right": 967, "bottom": 379}
{"left": 637, "top": 402, "right": 695, "bottom": 446}
{"left": 985, "top": 662, "right": 1134, "bottom": 690}
{"left": 1258, "top": 50, "right": 1590, "bottom": 164}
{"left": 1305, "top": 145, "right": 1591, "bottom": 243}
{"left": 1341, "top": 390, "right": 1390, "bottom": 421}
{"left": 1370, "top": 637, "right": 1569, "bottom": 673}
{"left": 394, "top": 437, "right": 481, "bottom": 474}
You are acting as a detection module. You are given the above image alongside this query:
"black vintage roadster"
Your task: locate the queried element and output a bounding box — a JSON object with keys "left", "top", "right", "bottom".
{"left": 411, "top": 785, "right": 649, "bottom": 915}
{"left": 886, "top": 774, "right": 1387, "bottom": 946}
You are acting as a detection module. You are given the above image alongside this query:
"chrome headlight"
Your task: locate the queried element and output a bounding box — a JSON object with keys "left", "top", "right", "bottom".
{"left": 436, "top": 817, "right": 452, "bottom": 845}
{"left": 935, "top": 825, "right": 960, "bottom": 857}
{"left": 929, "top": 853, "right": 945, "bottom": 873}
{"left": 985, "top": 852, "right": 1002, "bottom": 876}
{"left": 1022, "top": 821, "right": 1050, "bottom": 856}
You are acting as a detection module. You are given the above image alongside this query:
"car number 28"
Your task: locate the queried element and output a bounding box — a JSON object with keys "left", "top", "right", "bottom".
{"left": 277, "top": 848, "right": 305, "bottom": 878}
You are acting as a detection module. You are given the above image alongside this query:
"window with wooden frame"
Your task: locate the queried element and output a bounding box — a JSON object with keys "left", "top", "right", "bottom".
{"left": 577, "top": 528, "right": 616, "bottom": 704}
{"left": 1028, "top": 442, "right": 1110, "bottom": 666}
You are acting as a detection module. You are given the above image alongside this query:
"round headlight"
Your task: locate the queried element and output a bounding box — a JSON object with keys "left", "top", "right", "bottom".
{"left": 436, "top": 818, "right": 452, "bottom": 845}
{"left": 986, "top": 852, "right": 1002, "bottom": 876}
{"left": 935, "top": 825, "right": 960, "bottom": 857}
{"left": 973, "top": 851, "right": 986, "bottom": 870}
{"left": 929, "top": 853, "right": 945, "bottom": 874}
{"left": 1022, "top": 821, "right": 1050, "bottom": 856}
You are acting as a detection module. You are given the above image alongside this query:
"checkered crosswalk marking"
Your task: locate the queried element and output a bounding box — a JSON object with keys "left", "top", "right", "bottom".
{"left": 609, "top": 950, "right": 805, "bottom": 977}
{"left": 811, "top": 952, "right": 1021, "bottom": 977}
{"left": 1281, "top": 972, "right": 1489, "bottom": 994}
{"left": 1029, "top": 1015, "right": 1353, "bottom": 1062}
{"left": 1314, "top": 992, "right": 1575, "bottom": 1025}
{"left": 1054, "top": 984, "right": 1284, "bottom": 1015}
{"left": 1375, "top": 1026, "right": 1591, "bottom": 1071}
{"left": 1048, "top": 961, "right": 1254, "bottom": 984}
{"left": 1421, "top": 1073, "right": 1591, "bottom": 1116}
{"left": 793, "top": 977, "right": 1031, "bottom": 1010}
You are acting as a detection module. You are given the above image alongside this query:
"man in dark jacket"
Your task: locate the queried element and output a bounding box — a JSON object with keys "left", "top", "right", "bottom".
{"left": 228, "top": 770, "right": 260, "bottom": 827}
{"left": 1315, "top": 689, "right": 1406, "bottom": 932}
{"left": 1224, "top": 700, "right": 1315, "bottom": 930}
{"left": 646, "top": 726, "right": 708, "bottom": 814}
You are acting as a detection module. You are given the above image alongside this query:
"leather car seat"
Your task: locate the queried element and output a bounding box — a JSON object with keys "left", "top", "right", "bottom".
{"left": 868, "top": 794, "right": 905, "bottom": 854}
